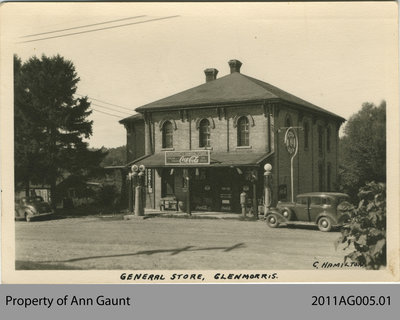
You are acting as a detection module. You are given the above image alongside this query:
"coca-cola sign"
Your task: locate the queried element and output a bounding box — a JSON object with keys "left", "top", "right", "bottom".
{"left": 165, "top": 150, "right": 210, "bottom": 166}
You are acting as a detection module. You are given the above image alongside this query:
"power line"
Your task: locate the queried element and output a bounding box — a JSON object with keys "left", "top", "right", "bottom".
{"left": 20, "top": 15, "right": 146, "bottom": 38}
{"left": 91, "top": 102, "right": 132, "bottom": 116}
{"left": 90, "top": 108, "right": 122, "bottom": 118}
{"left": 17, "top": 15, "right": 180, "bottom": 44}
{"left": 77, "top": 93, "right": 132, "bottom": 111}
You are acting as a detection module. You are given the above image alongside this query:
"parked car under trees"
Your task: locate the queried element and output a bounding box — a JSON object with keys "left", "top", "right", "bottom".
{"left": 265, "top": 192, "right": 351, "bottom": 232}
{"left": 15, "top": 196, "right": 54, "bottom": 222}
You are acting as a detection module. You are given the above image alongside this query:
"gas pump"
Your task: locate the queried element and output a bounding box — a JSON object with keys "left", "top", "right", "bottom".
{"left": 240, "top": 191, "right": 247, "bottom": 216}
{"left": 128, "top": 165, "right": 139, "bottom": 213}
{"left": 135, "top": 164, "right": 146, "bottom": 216}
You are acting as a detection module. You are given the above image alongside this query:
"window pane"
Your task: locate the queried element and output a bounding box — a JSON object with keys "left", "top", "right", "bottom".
{"left": 199, "top": 119, "right": 210, "bottom": 147}
{"left": 327, "top": 163, "right": 331, "bottom": 191}
{"left": 327, "top": 127, "right": 331, "bottom": 152}
{"left": 163, "top": 121, "right": 173, "bottom": 148}
{"left": 311, "top": 197, "right": 322, "bottom": 205}
{"left": 297, "top": 197, "right": 308, "bottom": 205}
{"left": 162, "top": 170, "right": 175, "bottom": 196}
{"left": 237, "top": 117, "right": 249, "bottom": 146}
{"left": 318, "top": 126, "right": 323, "bottom": 155}
{"left": 304, "top": 122, "right": 309, "bottom": 149}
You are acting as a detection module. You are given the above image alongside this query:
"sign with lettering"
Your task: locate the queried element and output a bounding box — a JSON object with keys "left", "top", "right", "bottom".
{"left": 146, "top": 169, "right": 153, "bottom": 193}
{"left": 165, "top": 150, "right": 210, "bottom": 166}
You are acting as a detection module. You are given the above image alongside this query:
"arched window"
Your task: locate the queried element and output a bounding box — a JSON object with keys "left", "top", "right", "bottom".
{"left": 327, "top": 163, "right": 331, "bottom": 191}
{"left": 304, "top": 121, "right": 309, "bottom": 150}
{"left": 237, "top": 116, "right": 250, "bottom": 146}
{"left": 326, "top": 126, "right": 331, "bottom": 152}
{"left": 199, "top": 119, "right": 211, "bottom": 147}
{"left": 318, "top": 163, "right": 324, "bottom": 191}
{"left": 162, "top": 121, "right": 173, "bottom": 148}
{"left": 285, "top": 114, "right": 292, "bottom": 128}
{"left": 318, "top": 125, "right": 323, "bottom": 156}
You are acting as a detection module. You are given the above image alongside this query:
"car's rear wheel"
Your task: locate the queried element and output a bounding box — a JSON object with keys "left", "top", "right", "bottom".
{"left": 281, "top": 209, "right": 292, "bottom": 221}
{"left": 266, "top": 214, "right": 279, "bottom": 228}
{"left": 318, "top": 217, "right": 332, "bottom": 232}
{"left": 25, "top": 213, "right": 31, "bottom": 222}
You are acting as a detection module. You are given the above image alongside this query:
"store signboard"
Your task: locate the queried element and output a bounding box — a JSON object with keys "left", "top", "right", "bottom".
{"left": 146, "top": 169, "right": 153, "bottom": 193}
{"left": 165, "top": 150, "right": 210, "bottom": 166}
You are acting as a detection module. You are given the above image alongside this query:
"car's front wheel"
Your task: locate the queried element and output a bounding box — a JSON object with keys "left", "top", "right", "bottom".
{"left": 318, "top": 217, "right": 332, "bottom": 232}
{"left": 266, "top": 214, "right": 279, "bottom": 228}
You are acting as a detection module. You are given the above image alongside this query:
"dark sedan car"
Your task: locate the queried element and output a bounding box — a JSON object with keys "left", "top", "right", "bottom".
{"left": 265, "top": 192, "right": 351, "bottom": 232}
{"left": 15, "top": 196, "right": 54, "bottom": 222}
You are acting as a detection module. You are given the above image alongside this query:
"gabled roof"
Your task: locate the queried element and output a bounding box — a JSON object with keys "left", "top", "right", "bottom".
{"left": 135, "top": 72, "right": 344, "bottom": 121}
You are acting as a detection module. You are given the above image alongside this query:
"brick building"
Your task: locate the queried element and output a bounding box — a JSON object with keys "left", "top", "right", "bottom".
{"left": 120, "top": 59, "right": 345, "bottom": 213}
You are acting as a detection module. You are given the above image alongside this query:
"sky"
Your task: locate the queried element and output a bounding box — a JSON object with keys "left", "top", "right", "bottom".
{"left": 2, "top": 2, "right": 398, "bottom": 148}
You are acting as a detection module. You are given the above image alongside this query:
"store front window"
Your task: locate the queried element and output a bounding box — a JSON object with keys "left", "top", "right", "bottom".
{"left": 162, "top": 169, "right": 175, "bottom": 196}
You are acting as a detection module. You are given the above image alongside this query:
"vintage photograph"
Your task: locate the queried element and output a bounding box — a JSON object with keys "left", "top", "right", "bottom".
{"left": 1, "top": 2, "right": 398, "bottom": 283}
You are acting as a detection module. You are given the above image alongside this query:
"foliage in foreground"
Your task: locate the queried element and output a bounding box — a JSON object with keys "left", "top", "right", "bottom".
{"left": 336, "top": 182, "right": 386, "bottom": 270}
{"left": 338, "top": 101, "right": 386, "bottom": 201}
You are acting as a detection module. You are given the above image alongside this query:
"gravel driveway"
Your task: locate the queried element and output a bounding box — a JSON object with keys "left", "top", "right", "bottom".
{"left": 15, "top": 215, "right": 348, "bottom": 270}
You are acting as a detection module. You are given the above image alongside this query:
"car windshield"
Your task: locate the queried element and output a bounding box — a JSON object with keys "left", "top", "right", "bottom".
{"left": 26, "top": 197, "right": 44, "bottom": 203}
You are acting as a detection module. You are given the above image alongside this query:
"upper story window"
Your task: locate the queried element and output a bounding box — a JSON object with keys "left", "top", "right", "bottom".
{"left": 285, "top": 114, "right": 292, "bottom": 128}
{"left": 237, "top": 116, "right": 250, "bottom": 146}
{"left": 304, "top": 121, "right": 309, "bottom": 150}
{"left": 327, "top": 162, "right": 332, "bottom": 191}
{"left": 199, "top": 119, "right": 211, "bottom": 147}
{"left": 326, "top": 126, "right": 331, "bottom": 152}
{"left": 318, "top": 125, "right": 323, "bottom": 156}
{"left": 162, "top": 120, "right": 173, "bottom": 148}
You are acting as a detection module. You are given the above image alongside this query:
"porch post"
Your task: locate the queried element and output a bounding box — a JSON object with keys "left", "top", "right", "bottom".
{"left": 186, "top": 170, "right": 191, "bottom": 216}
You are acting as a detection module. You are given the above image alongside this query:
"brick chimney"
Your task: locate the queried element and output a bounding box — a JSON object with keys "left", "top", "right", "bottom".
{"left": 204, "top": 68, "right": 219, "bottom": 82}
{"left": 228, "top": 59, "right": 242, "bottom": 73}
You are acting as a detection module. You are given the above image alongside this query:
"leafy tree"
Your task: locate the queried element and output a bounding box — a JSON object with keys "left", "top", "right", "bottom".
{"left": 339, "top": 101, "right": 386, "bottom": 200}
{"left": 14, "top": 54, "right": 107, "bottom": 205}
{"left": 100, "top": 145, "right": 126, "bottom": 167}
{"left": 336, "top": 182, "right": 386, "bottom": 269}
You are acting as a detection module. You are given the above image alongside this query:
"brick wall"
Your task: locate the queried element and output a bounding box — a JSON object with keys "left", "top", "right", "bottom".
{"left": 272, "top": 104, "right": 341, "bottom": 204}
{"left": 150, "top": 104, "right": 269, "bottom": 153}
{"left": 126, "top": 121, "right": 145, "bottom": 163}
{"left": 123, "top": 103, "right": 341, "bottom": 209}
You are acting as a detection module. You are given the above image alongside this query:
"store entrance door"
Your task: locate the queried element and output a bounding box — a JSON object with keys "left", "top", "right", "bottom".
{"left": 191, "top": 168, "right": 213, "bottom": 211}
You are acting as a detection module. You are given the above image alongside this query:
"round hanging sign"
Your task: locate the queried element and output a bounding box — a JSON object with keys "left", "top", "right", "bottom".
{"left": 285, "top": 128, "right": 298, "bottom": 155}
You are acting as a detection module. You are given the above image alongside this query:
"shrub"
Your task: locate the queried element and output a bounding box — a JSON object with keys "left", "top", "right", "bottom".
{"left": 96, "top": 184, "right": 120, "bottom": 209}
{"left": 336, "top": 182, "right": 386, "bottom": 270}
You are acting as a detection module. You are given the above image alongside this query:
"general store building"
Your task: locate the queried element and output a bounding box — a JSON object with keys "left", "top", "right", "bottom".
{"left": 120, "top": 60, "right": 345, "bottom": 213}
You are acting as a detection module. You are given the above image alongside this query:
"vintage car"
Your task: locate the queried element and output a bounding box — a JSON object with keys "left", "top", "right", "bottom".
{"left": 15, "top": 196, "right": 54, "bottom": 222}
{"left": 265, "top": 192, "right": 351, "bottom": 232}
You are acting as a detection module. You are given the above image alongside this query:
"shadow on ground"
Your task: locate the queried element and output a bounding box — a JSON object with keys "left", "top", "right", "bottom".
{"left": 16, "top": 243, "right": 246, "bottom": 270}
{"left": 15, "top": 260, "right": 83, "bottom": 270}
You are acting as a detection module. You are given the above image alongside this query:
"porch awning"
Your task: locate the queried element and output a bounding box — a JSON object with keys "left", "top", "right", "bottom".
{"left": 128, "top": 151, "right": 273, "bottom": 168}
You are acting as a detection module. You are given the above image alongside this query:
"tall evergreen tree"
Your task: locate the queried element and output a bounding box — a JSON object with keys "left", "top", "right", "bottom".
{"left": 14, "top": 54, "right": 106, "bottom": 205}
